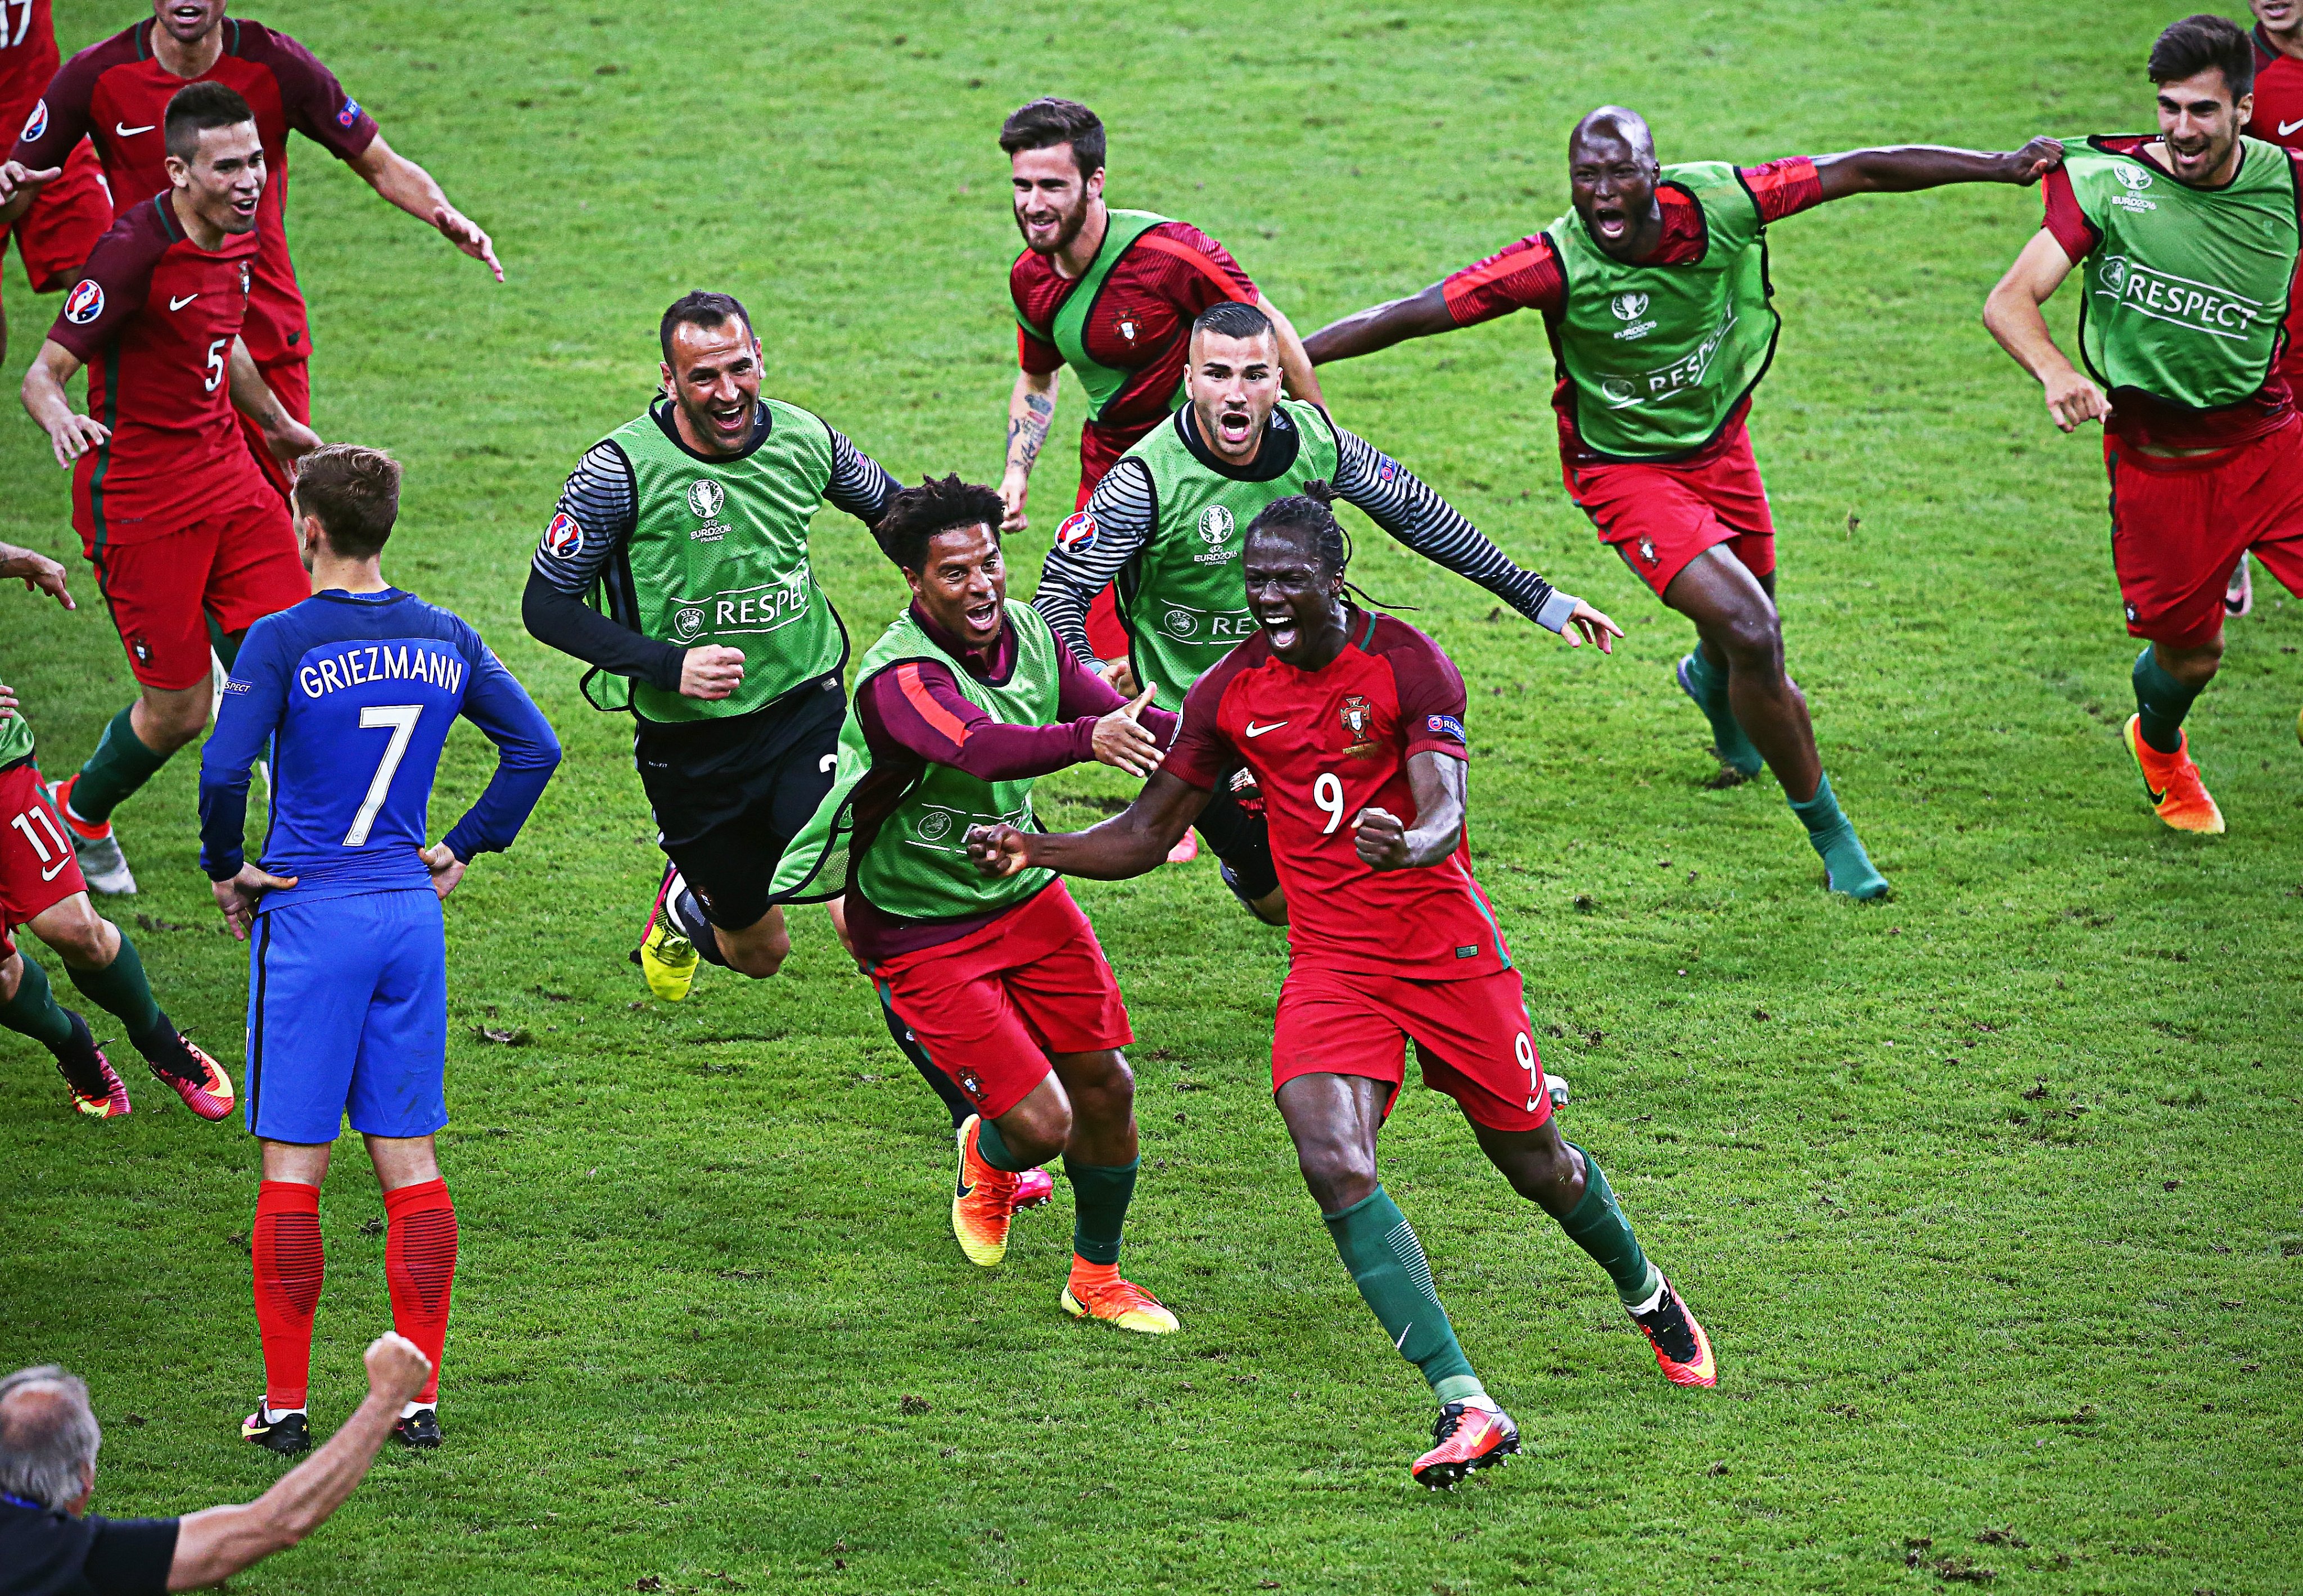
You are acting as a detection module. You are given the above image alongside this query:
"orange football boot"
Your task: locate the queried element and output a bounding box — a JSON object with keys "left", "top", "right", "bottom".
{"left": 1411, "top": 1400, "right": 1519, "bottom": 1489}
{"left": 952, "top": 1114, "right": 1025, "bottom": 1267}
{"left": 2124, "top": 716, "right": 2224, "bottom": 834}
{"left": 1060, "top": 1257, "right": 1178, "bottom": 1333}
{"left": 148, "top": 1036, "right": 234, "bottom": 1122}
{"left": 1629, "top": 1276, "right": 1718, "bottom": 1387}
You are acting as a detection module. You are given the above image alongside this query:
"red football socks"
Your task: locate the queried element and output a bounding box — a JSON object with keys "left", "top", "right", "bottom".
{"left": 251, "top": 1180, "right": 324, "bottom": 1410}
{"left": 383, "top": 1177, "right": 458, "bottom": 1404}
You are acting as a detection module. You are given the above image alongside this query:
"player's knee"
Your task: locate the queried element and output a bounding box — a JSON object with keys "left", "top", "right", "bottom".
{"left": 1296, "top": 1140, "right": 1377, "bottom": 1213}
{"left": 1717, "top": 608, "right": 1783, "bottom": 675}
{"left": 138, "top": 692, "right": 210, "bottom": 749}
{"left": 0, "top": 952, "right": 22, "bottom": 1004}
{"left": 34, "top": 899, "right": 113, "bottom": 969}
{"left": 720, "top": 917, "right": 791, "bottom": 978}
{"left": 1066, "top": 1051, "right": 1136, "bottom": 1124}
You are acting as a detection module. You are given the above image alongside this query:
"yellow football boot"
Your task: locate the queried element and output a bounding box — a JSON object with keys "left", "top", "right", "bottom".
{"left": 1060, "top": 1258, "right": 1178, "bottom": 1334}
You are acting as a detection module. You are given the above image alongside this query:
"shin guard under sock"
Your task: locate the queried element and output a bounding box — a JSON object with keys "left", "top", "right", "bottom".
{"left": 1556, "top": 1143, "right": 1661, "bottom": 1305}
{"left": 880, "top": 988, "right": 970, "bottom": 1129}
{"left": 64, "top": 934, "right": 174, "bottom": 1063}
{"left": 670, "top": 888, "right": 729, "bottom": 968}
{"left": 1678, "top": 648, "right": 1764, "bottom": 775}
{"left": 252, "top": 1181, "right": 324, "bottom": 1410}
{"left": 2132, "top": 646, "right": 2203, "bottom": 754}
{"left": 1322, "top": 1186, "right": 1479, "bottom": 1398}
{"left": 1064, "top": 1156, "right": 1139, "bottom": 1266}
{"left": 383, "top": 1178, "right": 457, "bottom": 1405}
{"left": 69, "top": 705, "right": 170, "bottom": 825}
{"left": 1, "top": 953, "right": 80, "bottom": 1054}
{"left": 1787, "top": 771, "right": 1887, "bottom": 899}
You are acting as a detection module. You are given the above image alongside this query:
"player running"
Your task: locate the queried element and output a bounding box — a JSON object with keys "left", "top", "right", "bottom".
{"left": 0, "top": 0, "right": 112, "bottom": 367}
{"left": 1035, "top": 298, "right": 1619, "bottom": 926}
{"left": 0, "top": 0, "right": 500, "bottom": 499}
{"left": 1306, "top": 111, "right": 2066, "bottom": 899}
{"left": 770, "top": 476, "right": 1178, "bottom": 1332}
{"left": 969, "top": 490, "right": 1715, "bottom": 1487}
{"left": 19, "top": 82, "right": 318, "bottom": 898}
{"left": 199, "top": 444, "right": 561, "bottom": 1454}
{"left": 997, "top": 96, "right": 1326, "bottom": 678}
{"left": 0, "top": 541, "right": 235, "bottom": 1121}
{"left": 1985, "top": 14, "right": 2303, "bottom": 835}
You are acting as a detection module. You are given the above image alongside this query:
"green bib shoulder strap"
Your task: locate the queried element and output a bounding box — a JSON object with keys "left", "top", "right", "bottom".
{"left": 1018, "top": 209, "right": 1174, "bottom": 421}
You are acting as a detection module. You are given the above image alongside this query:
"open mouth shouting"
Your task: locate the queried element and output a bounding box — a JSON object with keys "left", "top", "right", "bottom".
{"left": 1588, "top": 195, "right": 1633, "bottom": 247}
{"left": 1256, "top": 597, "right": 1303, "bottom": 653}
{"left": 1213, "top": 400, "right": 1257, "bottom": 450}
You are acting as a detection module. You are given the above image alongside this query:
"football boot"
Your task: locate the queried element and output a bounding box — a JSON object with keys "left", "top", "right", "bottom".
{"left": 393, "top": 1407, "right": 442, "bottom": 1449}
{"left": 2225, "top": 555, "right": 2253, "bottom": 618}
{"left": 951, "top": 1114, "right": 1024, "bottom": 1267}
{"left": 54, "top": 1009, "right": 130, "bottom": 1118}
{"left": 242, "top": 1403, "right": 311, "bottom": 1456}
{"left": 146, "top": 1033, "right": 233, "bottom": 1121}
{"left": 2123, "top": 716, "right": 2224, "bottom": 834}
{"left": 48, "top": 776, "right": 136, "bottom": 896}
{"left": 1673, "top": 652, "right": 1763, "bottom": 779}
{"left": 1059, "top": 1258, "right": 1178, "bottom": 1334}
{"left": 1629, "top": 1275, "right": 1718, "bottom": 1387}
{"left": 632, "top": 865, "right": 699, "bottom": 1001}
{"left": 1411, "top": 1399, "right": 1519, "bottom": 1489}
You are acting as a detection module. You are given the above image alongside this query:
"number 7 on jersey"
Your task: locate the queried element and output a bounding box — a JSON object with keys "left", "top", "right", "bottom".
{"left": 345, "top": 703, "right": 423, "bottom": 846}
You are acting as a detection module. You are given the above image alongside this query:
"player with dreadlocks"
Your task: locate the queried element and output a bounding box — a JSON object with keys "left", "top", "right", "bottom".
{"left": 970, "top": 487, "right": 1715, "bottom": 1489}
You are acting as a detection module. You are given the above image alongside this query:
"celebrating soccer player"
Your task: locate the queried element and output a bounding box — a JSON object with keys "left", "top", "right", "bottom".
{"left": 1036, "top": 299, "right": 1619, "bottom": 927}
{"left": 1307, "top": 112, "right": 2066, "bottom": 899}
{"left": 0, "top": 542, "right": 235, "bottom": 1122}
{"left": 1985, "top": 14, "right": 2303, "bottom": 835}
{"left": 997, "top": 96, "right": 1326, "bottom": 688}
{"left": 0, "top": 0, "right": 500, "bottom": 499}
{"left": 18, "top": 83, "right": 318, "bottom": 897}
{"left": 969, "top": 490, "right": 1714, "bottom": 1487}
{"left": 199, "top": 445, "right": 562, "bottom": 1453}
{"left": 771, "top": 476, "right": 1179, "bottom": 1333}
{"left": 0, "top": 0, "right": 112, "bottom": 367}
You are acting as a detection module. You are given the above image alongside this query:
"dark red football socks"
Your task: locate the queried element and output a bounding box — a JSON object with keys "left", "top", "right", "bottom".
{"left": 383, "top": 1177, "right": 458, "bottom": 1405}
{"left": 251, "top": 1180, "right": 324, "bottom": 1410}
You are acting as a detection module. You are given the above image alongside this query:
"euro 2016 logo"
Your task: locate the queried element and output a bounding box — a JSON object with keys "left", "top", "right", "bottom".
{"left": 1198, "top": 504, "right": 1234, "bottom": 545}
{"left": 62, "top": 279, "right": 104, "bottom": 325}
{"left": 671, "top": 605, "right": 706, "bottom": 641}
{"left": 21, "top": 100, "right": 47, "bottom": 143}
{"left": 2114, "top": 165, "right": 2153, "bottom": 192}
{"left": 687, "top": 478, "right": 725, "bottom": 521}
{"left": 542, "top": 512, "right": 583, "bottom": 559}
{"left": 1611, "top": 292, "right": 1650, "bottom": 322}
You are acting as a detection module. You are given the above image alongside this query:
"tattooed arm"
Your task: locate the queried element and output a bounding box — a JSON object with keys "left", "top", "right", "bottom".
{"left": 997, "top": 367, "right": 1060, "bottom": 532}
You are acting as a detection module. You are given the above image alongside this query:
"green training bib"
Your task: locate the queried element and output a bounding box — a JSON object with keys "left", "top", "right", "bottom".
{"left": 1016, "top": 209, "right": 1175, "bottom": 422}
{"left": 770, "top": 601, "right": 1062, "bottom": 919}
{"left": 1543, "top": 161, "right": 1780, "bottom": 460}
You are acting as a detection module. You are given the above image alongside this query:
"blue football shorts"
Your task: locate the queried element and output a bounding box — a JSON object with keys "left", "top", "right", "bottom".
{"left": 242, "top": 888, "right": 449, "bottom": 1142}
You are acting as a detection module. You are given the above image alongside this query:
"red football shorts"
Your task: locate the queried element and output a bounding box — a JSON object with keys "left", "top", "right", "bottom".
{"left": 873, "top": 881, "right": 1133, "bottom": 1120}
{"left": 87, "top": 484, "right": 306, "bottom": 691}
{"left": 2106, "top": 423, "right": 2303, "bottom": 649}
{"left": 4, "top": 136, "right": 110, "bottom": 297}
{"left": 1272, "top": 962, "right": 1553, "bottom": 1134}
{"left": 0, "top": 762, "right": 87, "bottom": 959}
{"left": 237, "top": 355, "right": 310, "bottom": 503}
{"left": 1564, "top": 421, "right": 1778, "bottom": 599}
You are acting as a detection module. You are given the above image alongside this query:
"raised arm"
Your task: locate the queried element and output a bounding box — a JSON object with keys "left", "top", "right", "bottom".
{"left": 999, "top": 366, "right": 1061, "bottom": 532}
{"left": 344, "top": 132, "right": 503, "bottom": 281}
{"left": 968, "top": 768, "right": 1211, "bottom": 882}
{"left": 166, "top": 1334, "right": 431, "bottom": 1592}
{"left": 1303, "top": 282, "right": 1457, "bottom": 366}
{"left": 1259, "top": 294, "right": 1328, "bottom": 408}
{"left": 1810, "top": 137, "right": 2062, "bottom": 202}
{"left": 1983, "top": 228, "right": 2109, "bottom": 432}
{"left": 1031, "top": 457, "right": 1158, "bottom": 667}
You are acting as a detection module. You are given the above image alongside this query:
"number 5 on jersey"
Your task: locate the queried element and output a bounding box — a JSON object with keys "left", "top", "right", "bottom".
{"left": 345, "top": 704, "right": 422, "bottom": 846}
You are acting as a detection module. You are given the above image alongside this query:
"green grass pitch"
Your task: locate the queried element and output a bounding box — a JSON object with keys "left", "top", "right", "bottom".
{"left": 2, "top": 1, "right": 2297, "bottom": 1590}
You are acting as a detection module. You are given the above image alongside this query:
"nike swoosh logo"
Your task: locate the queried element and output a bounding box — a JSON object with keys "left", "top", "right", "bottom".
{"left": 1244, "top": 720, "right": 1286, "bottom": 738}
{"left": 1394, "top": 1320, "right": 1412, "bottom": 1351}
{"left": 168, "top": 294, "right": 198, "bottom": 311}
{"left": 2281, "top": 118, "right": 2303, "bottom": 137}
{"left": 115, "top": 121, "right": 153, "bottom": 135}
{"left": 2144, "top": 781, "right": 2169, "bottom": 805}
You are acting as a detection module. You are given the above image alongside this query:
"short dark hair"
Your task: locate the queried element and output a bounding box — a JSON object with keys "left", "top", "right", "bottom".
{"left": 1191, "top": 299, "right": 1275, "bottom": 349}
{"left": 164, "top": 82, "right": 255, "bottom": 161}
{"left": 1245, "top": 482, "right": 1348, "bottom": 577}
{"left": 294, "top": 444, "right": 403, "bottom": 559}
{"left": 659, "top": 291, "right": 753, "bottom": 364}
{"left": 2150, "top": 13, "right": 2254, "bottom": 98}
{"left": 999, "top": 97, "right": 1107, "bottom": 179}
{"left": 876, "top": 474, "right": 1006, "bottom": 574}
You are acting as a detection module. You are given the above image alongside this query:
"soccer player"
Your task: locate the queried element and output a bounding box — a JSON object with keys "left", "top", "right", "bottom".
{"left": 1984, "top": 15, "right": 2303, "bottom": 835}
{"left": 968, "top": 490, "right": 1714, "bottom": 1486}
{"left": 1306, "top": 112, "right": 2067, "bottom": 899}
{"left": 1035, "top": 299, "right": 1619, "bottom": 927}
{"left": 2225, "top": 0, "right": 2303, "bottom": 617}
{"left": 0, "top": 541, "right": 234, "bottom": 1122}
{"left": 770, "top": 476, "right": 1178, "bottom": 1331}
{"left": 199, "top": 444, "right": 561, "bottom": 1453}
{"left": 997, "top": 96, "right": 1326, "bottom": 673}
{"left": 0, "top": 0, "right": 112, "bottom": 367}
{"left": 19, "top": 82, "right": 317, "bottom": 898}
{"left": 0, "top": 0, "right": 500, "bottom": 499}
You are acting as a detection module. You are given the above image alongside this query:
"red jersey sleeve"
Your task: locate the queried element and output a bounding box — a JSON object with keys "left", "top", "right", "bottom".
{"left": 251, "top": 25, "right": 378, "bottom": 161}
{"left": 1737, "top": 156, "right": 1823, "bottom": 224}
{"left": 2040, "top": 165, "right": 2099, "bottom": 264}
{"left": 1164, "top": 654, "right": 1245, "bottom": 792}
{"left": 46, "top": 210, "right": 161, "bottom": 363}
{"left": 1134, "top": 221, "right": 1257, "bottom": 314}
{"left": 1016, "top": 323, "right": 1063, "bottom": 374}
{"left": 1383, "top": 626, "right": 1471, "bottom": 762}
{"left": 1441, "top": 232, "right": 1565, "bottom": 327}
{"left": 8, "top": 41, "right": 105, "bottom": 173}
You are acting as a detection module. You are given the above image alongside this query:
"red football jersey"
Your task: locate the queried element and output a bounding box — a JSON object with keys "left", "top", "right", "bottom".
{"left": 1167, "top": 609, "right": 1511, "bottom": 980}
{"left": 0, "top": 0, "right": 60, "bottom": 123}
{"left": 1011, "top": 218, "right": 1258, "bottom": 438}
{"left": 11, "top": 15, "right": 377, "bottom": 367}
{"left": 2248, "top": 28, "right": 2303, "bottom": 150}
{"left": 48, "top": 193, "right": 270, "bottom": 546}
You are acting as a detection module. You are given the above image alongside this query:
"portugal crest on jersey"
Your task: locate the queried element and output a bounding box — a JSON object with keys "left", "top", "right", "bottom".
{"left": 1339, "top": 693, "right": 1378, "bottom": 757}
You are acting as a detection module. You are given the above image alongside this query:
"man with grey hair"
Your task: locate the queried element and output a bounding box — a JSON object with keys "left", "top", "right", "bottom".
{"left": 0, "top": 1332, "right": 428, "bottom": 1594}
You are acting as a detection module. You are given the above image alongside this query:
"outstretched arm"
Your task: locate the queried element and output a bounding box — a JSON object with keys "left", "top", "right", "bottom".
{"left": 1031, "top": 458, "right": 1158, "bottom": 667}
{"left": 344, "top": 132, "right": 503, "bottom": 282}
{"left": 1303, "top": 283, "right": 1456, "bottom": 366}
{"left": 1259, "top": 294, "right": 1327, "bottom": 407}
{"left": 1811, "top": 136, "right": 2062, "bottom": 202}
{"left": 0, "top": 541, "right": 74, "bottom": 609}
{"left": 968, "top": 770, "right": 1211, "bottom": 883}
{"left": 1983, "top": 228, "right": 2108, "bottom": 432}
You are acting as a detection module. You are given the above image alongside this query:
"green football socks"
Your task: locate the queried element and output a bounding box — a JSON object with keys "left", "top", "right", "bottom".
{"left": 1064, "top": 1155, "right": 1139, "bottom": 1266}
{"left": 1557, "top": 1143, "right": 1663, "bottom": 1306}
{"left": 1789, "top": 771, "right": 1887, "bottom": 899}
{"left": 1323, "top": 1187, "right": 1482, "bottom": 1404}
{"left": 69, "top": 704, "right": 171, "bottom": 826}
{"left": 65, "top": 935, "right": 174, "bottom": 1061}
{"left": 0, "top": 954, "right": 80, "bottom": 1053}
{"left": 974, "top": 1113, "right": 1029, "bottom": 1173}
{"left": 2132, "top": 646, "right": 2202, "bottom": 755}
{"left": 1677, "top": 649, "right": 1764, "bottom": 776}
